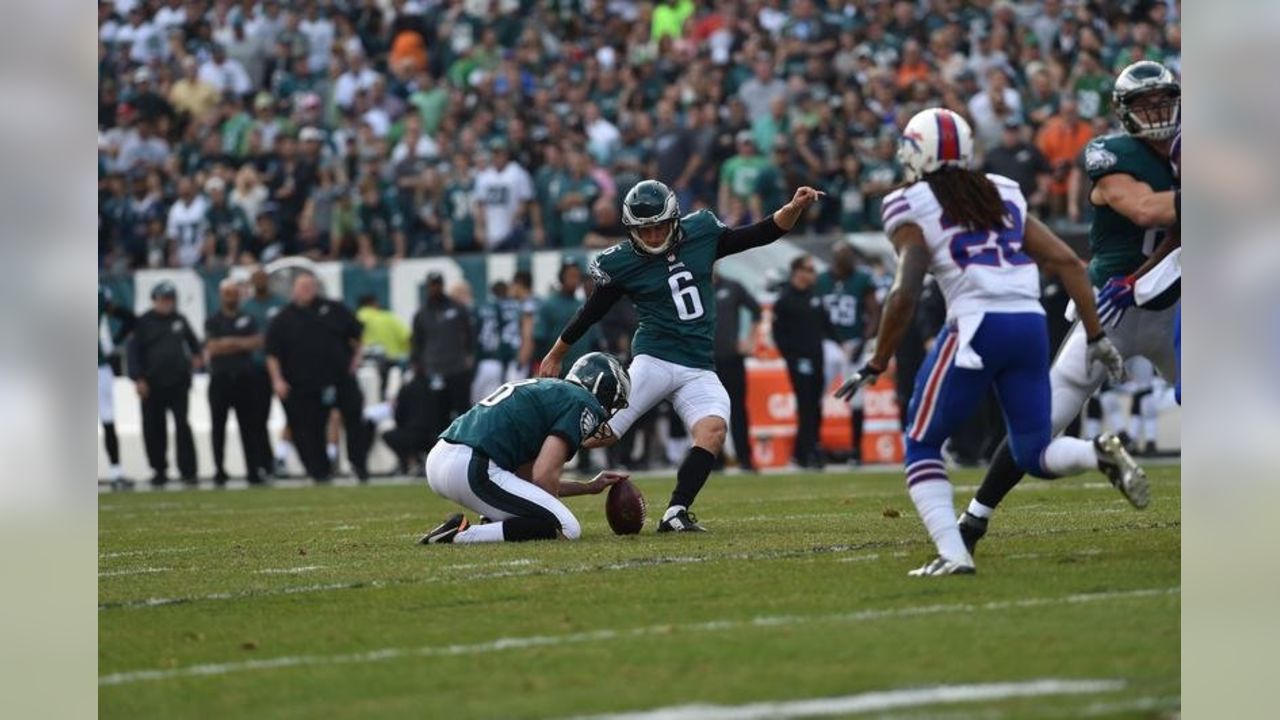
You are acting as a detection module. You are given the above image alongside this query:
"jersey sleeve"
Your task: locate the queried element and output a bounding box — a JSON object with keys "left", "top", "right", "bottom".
{"left": 549, "top": 398, "right": 603, "bottom": 453}
{"left": 879, "top": 187, "right": 917, "bottom": 236}
{"left": 1083, "top": 135, "right": 1137, "bottom": 182}
{"left": 588, "top": 243, "right": 629, "bottom": 289}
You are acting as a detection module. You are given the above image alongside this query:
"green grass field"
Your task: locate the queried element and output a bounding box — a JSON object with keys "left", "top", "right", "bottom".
{"left": 98, "top": 466, "right": 1180, "bottom": 719}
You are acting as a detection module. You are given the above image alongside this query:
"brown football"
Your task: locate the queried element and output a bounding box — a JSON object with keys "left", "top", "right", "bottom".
{"left": 605, "top": 479, "right": 646, "bottom": 535}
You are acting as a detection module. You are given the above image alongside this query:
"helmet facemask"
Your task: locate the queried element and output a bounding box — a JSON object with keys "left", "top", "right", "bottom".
{"left": 627, "top": 221, "right": 678, "bottom": 256}
{"left": 1119, "top": 88, "right": 1181, "bottom": 141}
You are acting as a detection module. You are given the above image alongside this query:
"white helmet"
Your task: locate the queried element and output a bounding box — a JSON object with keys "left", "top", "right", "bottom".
{"left": 896, "top": 108, "right": 975, "bottom": 183}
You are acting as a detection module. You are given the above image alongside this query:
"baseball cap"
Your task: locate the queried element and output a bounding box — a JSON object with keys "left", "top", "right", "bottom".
{"left": 426, "top": 271, "right": 445, "bottom": 284}
{"left": 151, "top": 281, "right": 178, "bottom": 299}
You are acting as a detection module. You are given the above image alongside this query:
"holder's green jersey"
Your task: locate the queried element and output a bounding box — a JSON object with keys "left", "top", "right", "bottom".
{"left": 1083, "top": 134, "right": 1179, "bottom": 309}
{"left": 588, "top": 210, "right": 727, "bottom": 370}
{"left": 814, "top": 269, "right": 875, "bottom": 342}
{"left": 440, "top": 378, "right": 605, "bottom": 469}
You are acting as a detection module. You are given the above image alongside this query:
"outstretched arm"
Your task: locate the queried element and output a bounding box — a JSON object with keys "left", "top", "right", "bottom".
{"left": 529, "top": 434, "right": 628, "bottom": 498}
{"left": 1022, "top": 216, "right": 1104, "bottom": 341}
{"left": 1091, "top": 173, "right": 1177, "bottom": 228}
{"left": 715, "top": 186, "right": 825, "bottom": 258}
{"left": 538, "top": 282, "right": 624, "bottom": 377}
{"left": 865, "top": 225, "right": 930, "bottom": 370}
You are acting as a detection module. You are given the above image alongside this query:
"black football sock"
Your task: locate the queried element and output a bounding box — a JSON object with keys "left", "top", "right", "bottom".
{"left": 102, "top": 422, "right": 120, "bottom": 465}
{"left": 669, "top": 446, "right": 716, "bottom": 509}
{"left": 972, "top": 439, "right": 1026, "bottom": 511}
{"left": 501, "top": 517, "right": 560, "bottom": 542}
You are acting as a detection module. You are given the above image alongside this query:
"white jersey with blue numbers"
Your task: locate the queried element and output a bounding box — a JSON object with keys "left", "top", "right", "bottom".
{"left": 881, "top": 173, "right": 1042, "bottom": 322}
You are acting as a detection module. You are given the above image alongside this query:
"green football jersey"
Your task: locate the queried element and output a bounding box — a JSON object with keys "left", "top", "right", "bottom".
{"left": 443, "top": 180, "right": 478, "bottom": 251}
{"left": 241, "top": 294, "right": 285, "bottom": 365}
{"left": 535, "top": 166, "right": 566, "bottom": 242}
{"left": 815, "top": 269, "right": 875, "bottom": 342}
{"left": 1083, "top": 134, "right": 1179, "bottom": 308}
{"left": 589, "top": 210, "right": 726, "bottom": 370}
{"left": 555, "top": 176, "right": 600, "bottom": 248}
{"left": 441, "top": 378, "right": 605, "bottom": 469}
{"left": 498, "top": 297, "right": 528, "bottom": 362}
{"left": 474, "top": 299, "right": 503, "bottom": 361}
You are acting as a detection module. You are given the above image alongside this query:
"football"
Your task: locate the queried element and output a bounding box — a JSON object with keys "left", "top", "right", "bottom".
{"left": 605, "top": 479, "right": 646, "bottom": 535}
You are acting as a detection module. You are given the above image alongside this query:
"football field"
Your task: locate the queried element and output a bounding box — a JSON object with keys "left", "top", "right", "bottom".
{"left": 98, "top": 466, "right": 1180, "bottom": 719}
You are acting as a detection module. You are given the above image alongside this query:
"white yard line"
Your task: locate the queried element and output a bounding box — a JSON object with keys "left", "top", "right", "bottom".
{"left": 98, "top": 567, "right": 171, "bottom": 578}
{"left": 99, "top": 546, "right": 200, "bottom": 560}
{"left": 98, "top": 587, "right": 1176, "bottom": 686}
{"left": 254, "top": 566, "right": 327, "bottom": 575}
{"left": 564, "top": 679, "right": 1127, "bottom": 720}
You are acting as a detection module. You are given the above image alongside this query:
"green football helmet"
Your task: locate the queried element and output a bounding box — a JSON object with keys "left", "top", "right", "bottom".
{"left": 1113, "top": 61, "right": 1180, "bottom": 141}
{"left": 565, "top": 352, "right": 631, "bottom": 417}
{"left": 622, "top": 179, "right": 681, "bottom": 256}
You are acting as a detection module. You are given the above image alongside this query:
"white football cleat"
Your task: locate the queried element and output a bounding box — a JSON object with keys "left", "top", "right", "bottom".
{"left": 1094, "top": 432, "right": 1150, "bottom": 509}
{"left": 908, "top": 555, "right": 976, "bottom": 577}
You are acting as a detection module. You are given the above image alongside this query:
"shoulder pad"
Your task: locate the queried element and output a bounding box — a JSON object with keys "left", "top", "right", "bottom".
{"left": 680, "top": 209, "right": 728, "bottom": 240}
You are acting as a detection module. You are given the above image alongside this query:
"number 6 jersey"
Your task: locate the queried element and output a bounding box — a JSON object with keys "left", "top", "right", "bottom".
{"left": 588, "top": 210, "right": 728, "bottom": 370}
{"left": 881, "top": 173, "right": 1043, "bottom": 323}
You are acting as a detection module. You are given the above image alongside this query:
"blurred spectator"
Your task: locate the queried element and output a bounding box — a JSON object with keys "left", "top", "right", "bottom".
{"left": 200, "top": 44, "right": 253, "bottom": 97}
{"left": 203, "top": 176, "right": 252, "bottom": 267}
{"left": 169, "top": 56, "right": 219, "bottom": 122}
{"left": 1036, "top": 96, "right": 1092, "bottom": 218}
{"left": 772, "top": 254, "right": 831, "bottom": 469}
{"left": 356, "top": 294, "right": 410, "bottom": 402}
{"left": 968, "top": 67, "right": 1022, "bottom": 150}
{"left": 474, "top": 140, "right": 536, "bottom": 250}
{"left": 166, "top": 177, "right": 209, "bottom": 267}
{"left": 127, "top": 282, "right": 202, "bottom": 487}
{"left": 982, "top": 119, "right": 1051, "bottom": 214}
{"left": 265, "top": 273, "right": 370, "bottom": 483}
{"left": 555, "top": 150, "right": 603, "bottom": 248}
{"left": 719, "top": 132, "right": 768, "bottom": 221}
{"left": 738, "top": 56, "right": 787, "bottom": 122}
{"left": 405, "top": 271, "right": 474, "bottom": 452}
{"left": 442, "top": 152, "right": 480, "bottom": 253}
{"left": 204, "top": 278, "right": 271, "bottom": 486}
{"left": 713, "top": 270, "right": 761, "bottom": 472}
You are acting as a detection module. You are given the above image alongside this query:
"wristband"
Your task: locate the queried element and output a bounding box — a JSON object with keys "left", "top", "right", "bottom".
{"left": 1087, "top": 331, "right": 1107, "bottom": 344}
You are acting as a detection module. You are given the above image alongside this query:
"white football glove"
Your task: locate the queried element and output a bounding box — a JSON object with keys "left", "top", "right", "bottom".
{"left": 834, "top": 362, "right": 885, "bottom": 401}
{"left": 1086, "top": 334, "right": 1125, "bottom": 384}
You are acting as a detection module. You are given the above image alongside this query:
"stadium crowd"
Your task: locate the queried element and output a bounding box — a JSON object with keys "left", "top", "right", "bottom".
{"left": 98, "top": 0, "right": 1182, "bottom": 271}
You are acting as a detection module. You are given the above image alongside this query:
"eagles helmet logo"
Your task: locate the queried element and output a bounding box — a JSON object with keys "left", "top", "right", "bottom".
{"left": 580, "top": 408, "right": 599, "bottom": 439}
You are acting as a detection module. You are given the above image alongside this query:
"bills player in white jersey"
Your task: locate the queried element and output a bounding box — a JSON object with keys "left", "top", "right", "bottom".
{"left": 834, "top": 108, "right": 1142, "bottom": 576}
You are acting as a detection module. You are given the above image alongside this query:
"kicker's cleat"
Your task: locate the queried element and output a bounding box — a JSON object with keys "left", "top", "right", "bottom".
{"left": 657, "top": 508, "right": 707, "bottom": 533}
{"left": 958, "top": 512, "right": 988, "bottom": 556}
{"left": 1094, "top": 432, "right": 1150, "bottom": 509}
{"left": 419, "top": 513, "right": 470, "bottom": 544}
{"left": 908, "top": 555, "right": 976, "bottom": 577}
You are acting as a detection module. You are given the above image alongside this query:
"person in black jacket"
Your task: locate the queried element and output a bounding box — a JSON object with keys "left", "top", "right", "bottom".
{"left": 99, "top": 285, "right": 137, "bottom": 491}
{"left": 772, "top": 254, "right": 833, "bottom": 468}
{"left": 265, "top": 273, "right": 369, "bottom": 482}
{"left": 713, "top": 270, "right": 762, "bottom": 472}
{"left": 127, "top": 281, "right": 202, "bottom": 487}
{"left": 205, "top": 279, "right": 272, "bottom": 486}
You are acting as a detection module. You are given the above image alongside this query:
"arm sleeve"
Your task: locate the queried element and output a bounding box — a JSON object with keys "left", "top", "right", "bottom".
{"left": 560, "top": 283, "right": 624, "bottom": 345}
{"left": 771, "top": 294, "right": 796, "bottom": 355}
{"left": 110, "top": 305, "right": 137, "bottom": 343}
{"left": 264, "top": 314, "right": 284, "bottom": 359}
{"left": 715, "top": 215, "right": 787, "bottom": 259}
{"left": 126, "top": 332, "right": 143, "bottom": 380}
{"left": 183, "top": 317, "right": 201, "bottom": 353}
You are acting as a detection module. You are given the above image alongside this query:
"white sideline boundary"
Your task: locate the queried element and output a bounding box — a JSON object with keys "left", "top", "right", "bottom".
{"left": 98, "top": 587, "right": 1177, "bottom": 686}
{"left": 564, "top": 679, "right": 1127, "bottom": 720}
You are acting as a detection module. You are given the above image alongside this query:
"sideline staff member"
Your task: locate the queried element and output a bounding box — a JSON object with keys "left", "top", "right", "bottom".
{"left": 127, "top": 281, "right": 202, "bottom": 486}
{"left": 265, "top": 273, "right": 370, "bottom": 482}
{"left": 205, "top": 278, "right": 272, "bottom": 485}
{"left": 772, "top": 254, "right": 833, "bottom": 469}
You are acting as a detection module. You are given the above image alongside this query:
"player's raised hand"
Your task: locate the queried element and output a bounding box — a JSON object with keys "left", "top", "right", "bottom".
{"left": 834, "top": 362, "right": 884, "bottom": 401}
{"left": 789, "top": 186, "right": 826, "bottom": 211}
{"left": 1086, "top": 334, "right": 1126, "bottom": 384}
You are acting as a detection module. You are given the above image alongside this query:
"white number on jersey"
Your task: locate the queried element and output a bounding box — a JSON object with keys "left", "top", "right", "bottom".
{"left": 668, "top": 271, "right": 704, "bottom": 321}
{"left": 478, "top": 378, "right": 538, "bottom": 407}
